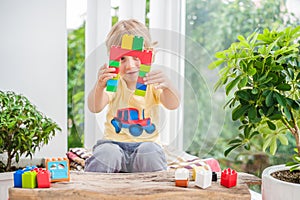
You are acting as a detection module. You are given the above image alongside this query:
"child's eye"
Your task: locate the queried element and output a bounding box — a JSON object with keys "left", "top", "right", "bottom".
{"left": 133, "top": 57, "right": 140, "bottom": 61}
{"left": 120, "top": 57, "right": 125, "bottom": 61}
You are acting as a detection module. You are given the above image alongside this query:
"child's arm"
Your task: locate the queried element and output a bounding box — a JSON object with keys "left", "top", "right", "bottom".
{"left": 144, "top": 70, "right": 180, "bottom": 110}
{"left": 88, "top": 64, "right": 116, "bottom": 113}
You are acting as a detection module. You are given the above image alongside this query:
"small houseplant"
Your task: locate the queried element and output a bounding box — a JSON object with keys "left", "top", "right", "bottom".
{"left": 209, "top": 25, "right": 300, "bottom": 199}
{"left": 0, "top": 90, "right": 61, "bottom": 172}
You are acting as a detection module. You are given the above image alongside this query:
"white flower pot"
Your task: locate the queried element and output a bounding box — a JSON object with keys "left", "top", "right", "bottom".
{"left": 0, "top": 172, "right": 14, "bottom": 200}
{"left": 262, "top": 164, "right": 300, "bottom": 200}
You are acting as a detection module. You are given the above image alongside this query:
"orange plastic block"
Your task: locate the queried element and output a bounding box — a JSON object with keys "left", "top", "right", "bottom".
{"left": 175, "top": 179, "right": 189, "bottom": 187}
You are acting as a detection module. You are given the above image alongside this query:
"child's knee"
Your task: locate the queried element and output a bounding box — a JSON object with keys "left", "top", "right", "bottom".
{"left": 85, "top": 143, "right": 124, "bottom": 172}
{"left": 136, "top": 142, "right": 163, "bottom": 155}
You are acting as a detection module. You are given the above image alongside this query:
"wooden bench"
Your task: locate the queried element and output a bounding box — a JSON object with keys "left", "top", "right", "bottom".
{"left": 9, "top": 171, "right": 261, "bottom": 200}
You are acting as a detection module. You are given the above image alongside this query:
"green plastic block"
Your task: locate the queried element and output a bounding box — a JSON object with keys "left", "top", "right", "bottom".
{"left": 139, "top": 71, "right": 147, "bottom": 77}
{"left": 134, "top": 89, "right": 146, "bottom": 96}
{"left": 132, "top": 36, "right": 144, "bottom": 51}
{"left": 140, "top": 64, "right": 151, "bottom": 72}
{"left": 109, "top": 60, "right": 119, "bottom": 67}
{"left": 22, "top": 171, "right": 37, "bottom": 188}
{"left": 106, "top": 85, "right": 118, "bottom": 92}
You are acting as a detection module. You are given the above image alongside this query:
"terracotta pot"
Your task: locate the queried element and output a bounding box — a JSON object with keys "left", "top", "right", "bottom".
{"left": 262, "top": 164, "right": 300, "bottom": 200}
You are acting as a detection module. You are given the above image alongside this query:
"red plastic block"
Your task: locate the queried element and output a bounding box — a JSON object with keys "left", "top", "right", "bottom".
{"left": 109, "top": 46, "right": 153, "bottom": 65}
{"left": 220, "top": 168, "right": 237, "bottom": 188}
{"left": 34, "top": 168, "right": 51, "bottom": 188}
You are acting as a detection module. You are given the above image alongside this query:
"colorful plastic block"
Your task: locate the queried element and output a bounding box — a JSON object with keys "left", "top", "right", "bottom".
{"left": 121, "top": 34, "right": 134, "bottom": 49}
{"left": 106, "top": 34, "right": 153, "bottom": 97}
{"left": 45, "top": 157, "right": 70, "bottom": 182}
{"left": 34, "top": 168, "right": 51, "bottom": 188}
{"left": 212, "top": 172, "right": 217, "bottom": 182}
{"left": 132, "top": 36, "right": 144, "bottom": 50}
{"left": 175, "top": 168, "right": 189, "bottom": 187}
{"left": 22, "top": 171, "right": 37, "bottom": 189}
{"left": 192, "top": 166, "right": 203, "bottom": 181}
{"left": 220, "top": 168, "right": 237, "bottom": 188}
{"left": 13, "top": 166, "right": 36, "bottom": 188}
{"left": 195, "top": 166, "right": 212, "bottom": 189}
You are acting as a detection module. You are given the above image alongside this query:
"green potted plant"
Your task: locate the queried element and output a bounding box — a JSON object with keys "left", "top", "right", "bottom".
{"left": 209, "top": 25, "right": 300, "bottom": 200}
{"left": 0, "top": 90, "right": 61, "bottom": 198}
{"left": 0, "top": 90, "right": 61, "bottom": 172}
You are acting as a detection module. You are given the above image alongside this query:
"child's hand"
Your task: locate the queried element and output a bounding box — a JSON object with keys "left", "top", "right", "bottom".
{"left": 96, "top": 63, "right": 116, "bottom": 89}
{"left": 143, "top": 70, "right": 171, "bottom": 90}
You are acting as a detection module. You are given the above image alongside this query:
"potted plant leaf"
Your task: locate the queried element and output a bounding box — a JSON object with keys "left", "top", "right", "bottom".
{"left": 0, "top": 90, "right": 61, "bottom": 198}
{"left": 209, "top": 25, "right": 300, "bottom": 200}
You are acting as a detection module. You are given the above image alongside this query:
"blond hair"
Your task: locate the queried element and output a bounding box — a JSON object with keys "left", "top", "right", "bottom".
{"left": 105, "top": 19, "right": 155, "bottom": 51}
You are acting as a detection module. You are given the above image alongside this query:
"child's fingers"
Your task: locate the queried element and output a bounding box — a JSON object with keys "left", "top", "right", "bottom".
{"left": 146, "top": 69, "right": 162, "bottom": 77}
{"left": 145, "top": 77, "right": 164, "bottom": 85}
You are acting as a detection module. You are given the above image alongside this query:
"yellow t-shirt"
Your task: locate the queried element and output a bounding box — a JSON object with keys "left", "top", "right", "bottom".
{"left": 104, "top": 77, "right": 162, "bottom": 143}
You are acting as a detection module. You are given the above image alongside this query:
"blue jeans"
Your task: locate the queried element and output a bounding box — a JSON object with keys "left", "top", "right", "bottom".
{"left": 84, "top": 140, "right": 167, "bottom": 173}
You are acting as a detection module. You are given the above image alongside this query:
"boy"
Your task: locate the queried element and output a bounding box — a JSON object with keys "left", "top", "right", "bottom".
{"left": 85, "top": 19, "right": 180, "bottom": 173}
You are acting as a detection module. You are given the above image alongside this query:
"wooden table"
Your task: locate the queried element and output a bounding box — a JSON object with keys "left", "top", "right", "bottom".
{"left": 9, "top": 171, "right": 261, "bottom": 200}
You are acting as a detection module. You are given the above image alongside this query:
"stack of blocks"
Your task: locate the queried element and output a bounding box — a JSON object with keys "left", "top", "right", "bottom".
{"left": 220, "top": 168, "right": 237, "bottom": 188}
{"left": 13, "top": 166, "right": 51, "bottom": 188}
{"left": 45, "top": 157, "right": 70, "bottom": 182}
{"left": 106, "top": 34, "right": 153, "bottom": 97}
{"left": 174, "top": 168, "right": 189, "bottom": 187}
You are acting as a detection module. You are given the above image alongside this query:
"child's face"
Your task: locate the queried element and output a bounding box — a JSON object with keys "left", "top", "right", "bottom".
{"left": 119, "top": 56, "right": 141, "bottom": 83}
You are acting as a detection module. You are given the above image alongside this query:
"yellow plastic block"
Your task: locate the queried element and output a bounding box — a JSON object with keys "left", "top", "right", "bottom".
{"left": 121, "top": 34, "right": 134, "bottom": 50}
{"left": 140, "top": 64, "right": 151, "bottom": 73}
{"left": 134, "top": 89, "right": 146, "bottom": 97}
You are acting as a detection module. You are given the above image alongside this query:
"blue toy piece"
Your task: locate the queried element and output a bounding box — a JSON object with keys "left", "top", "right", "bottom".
{"left": 13, "top": 166, "right": 36, "bottom": 188}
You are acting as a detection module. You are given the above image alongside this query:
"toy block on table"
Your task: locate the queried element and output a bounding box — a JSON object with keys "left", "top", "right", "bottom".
{"left": 22, "top": 171, "right": 37, "bottom": 189}
{"left": 45, "top": 158, "right": 70, "bottom": 182}
{"left": 106, "top": 34, "right": 153, "bottom": 97}
{"left": 33, "top": 168, "right": 51, "bottom": 188}
{"left": 174, "top": 168, "right": 189, "bottom": 187}
{"left": 220, "top": 168, "right": 237, "bottom": 188}
{"left": 194, "top": 165, "right": 212, "bottom": 189}
{"left": 212, "top": 172, "right": 217, "bottom": 182}
{"left": 13, "top": 166, "right": 37, "bottom": 188}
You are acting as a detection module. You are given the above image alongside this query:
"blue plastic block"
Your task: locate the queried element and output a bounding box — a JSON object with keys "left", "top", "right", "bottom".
{"left": 13, "top": 166, "right": 37, "bottom": 188}
{"left": 107, "top": 79, "right": 118, "bottom": 87}
{"left": 14, "top": 170, "right": 23, "bottom": 188}
{"left": 48, "top": 160, "right": 69, "bottom": 180}
{"left": 136, "top": 82, "right": 147, "bottom": 91}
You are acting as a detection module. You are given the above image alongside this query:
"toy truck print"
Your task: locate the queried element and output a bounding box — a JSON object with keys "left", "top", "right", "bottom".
{"left": 111, "top": 108, "right": 156, "bottom": 136}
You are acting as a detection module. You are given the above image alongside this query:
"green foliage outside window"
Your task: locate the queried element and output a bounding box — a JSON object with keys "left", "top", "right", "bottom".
{"left": 67, "top": 24, "right": 85, "bottom": 148}
{"left": 184, "top": 0, "right": 300, "bottom": 174}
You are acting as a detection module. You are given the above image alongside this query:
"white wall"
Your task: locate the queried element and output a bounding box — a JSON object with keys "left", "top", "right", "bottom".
{"left": 0, "top": 0, "right": 67, "bottom": 158}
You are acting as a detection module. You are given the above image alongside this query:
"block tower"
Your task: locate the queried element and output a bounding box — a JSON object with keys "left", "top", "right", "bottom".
{"left": 106, "top": 34, "right": 153, "bottom": 96}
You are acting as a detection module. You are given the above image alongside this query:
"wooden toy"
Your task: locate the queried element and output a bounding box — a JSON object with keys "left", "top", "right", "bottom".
{"left": 195, "top": 165, "right": 212, "bottom": 189}
{"left": 174, "top": 168, "right": 189, "bottom": 187}
{"left": 22, "top": 171, "right": 37, "bottom": 189}
{"left": 107, "top": 34, "right": 153, "bottom": 97}
{"left": 45, "top": 157, "right": 70, "bottom": 182}
{"left": 220, "top": 168, "right": 237, "bottom": 188}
